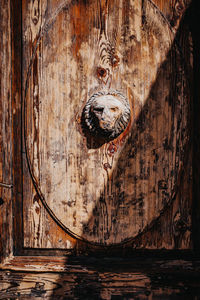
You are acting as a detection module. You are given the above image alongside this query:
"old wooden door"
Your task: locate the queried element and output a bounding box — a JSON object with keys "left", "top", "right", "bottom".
{"left": 0, "top": 0, "right": 195, "bottom": 271}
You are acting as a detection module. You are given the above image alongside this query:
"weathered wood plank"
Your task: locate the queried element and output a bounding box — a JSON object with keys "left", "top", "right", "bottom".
{"left": 21, "top": 0, "right": 192, "bottom": 247}
{"left": 0, "top": 0, "right": 12, "bottom": 262}
{"left": 0, "top": 254, "right": 198, "bottom": 272}
{"left": 21, "top": 0, "right": 78, "bottom": 250}
{"left": 0, "top": 0, "right": 191, "bottom": 257}
{"left": 0, "top": 258, "right": 200, "bottom": 299}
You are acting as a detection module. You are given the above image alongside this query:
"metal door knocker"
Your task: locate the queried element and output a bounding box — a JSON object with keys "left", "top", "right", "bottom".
{"left": 82, "top": 90, "right": 131, "bottom": 141}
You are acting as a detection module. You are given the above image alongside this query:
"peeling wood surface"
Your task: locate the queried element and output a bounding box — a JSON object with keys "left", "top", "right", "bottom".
{"left": 21, "top": 0, "right": 192, "bottom": 247}
{"left": 0, "top": 0, "right": 12, "bottom": 261}
{"left": 1, "top": 257, "right": 200, "bottom": 299}
{"left": 0, "top": 0, "right": 194, "bottom": 268}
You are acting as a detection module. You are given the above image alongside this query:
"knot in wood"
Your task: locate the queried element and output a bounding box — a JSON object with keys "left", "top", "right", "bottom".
{"left": 97, "top": 67, "right": 107, "bottom": 78}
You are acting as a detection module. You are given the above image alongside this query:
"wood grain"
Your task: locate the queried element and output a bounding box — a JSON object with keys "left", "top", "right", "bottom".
{"left": 1, "top": 257, "right": 200, "bottom": 299}
{"left": 22, "top": 0, "right": 77, "bottom": 250}
{"left": 0, "top": 0, "right": 12, "bottom": 262}
{"left": 153, "top": 0, "right": 191, "bottom": 28}
{"left": 0, "top": 0, "right": 194, "bottom": 261}
{"left": 22, "top": 0, "right": 192, "bottom": 246}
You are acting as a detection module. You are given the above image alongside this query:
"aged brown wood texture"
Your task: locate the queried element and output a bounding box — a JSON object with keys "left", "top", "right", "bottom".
{"left": 22, "top": 0, "right": 77, "bottom": 250}
{"left": 1, "top": 257, "right": 200, "bottom": 299}
{"left": 0, "top": 0, "right": 12, "bottom": 260}
{"left": 22, "top": 0, "right": 192, "bottom": 247}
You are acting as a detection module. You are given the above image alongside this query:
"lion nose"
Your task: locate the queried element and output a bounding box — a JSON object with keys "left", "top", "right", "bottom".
{"left": 99, "top": 108, "right": 116, "bottom": 130}
{"left": 101, "top": 107, "right": 111, "bottom": 121}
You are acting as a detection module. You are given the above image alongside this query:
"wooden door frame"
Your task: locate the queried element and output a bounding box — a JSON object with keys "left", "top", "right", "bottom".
{"left": 1, "top": 0, "right": 200, "bottom": 272}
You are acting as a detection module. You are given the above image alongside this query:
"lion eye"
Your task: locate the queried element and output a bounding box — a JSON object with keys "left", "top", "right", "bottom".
{"left": 110, "top": 107, "right": 119, "bottom": 112}
{"left": 93, "top": 107, "right": 104, "bottom": 113}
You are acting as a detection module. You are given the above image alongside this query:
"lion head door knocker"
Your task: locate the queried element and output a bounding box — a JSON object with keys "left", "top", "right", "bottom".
{"left": 82, "top": 90, "right": 131, "bottom": 141}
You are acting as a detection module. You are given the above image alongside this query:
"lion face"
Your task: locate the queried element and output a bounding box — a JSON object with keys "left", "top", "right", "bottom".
{"left": 83, "top": 90, "right": 130, "bottom": 140}
{"left": 91, "top": 95, "right": 124, "bottom": 132}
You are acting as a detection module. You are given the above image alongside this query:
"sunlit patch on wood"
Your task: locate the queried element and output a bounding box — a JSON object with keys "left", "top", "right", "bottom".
{"left": 23, "top": 0, "right": 191, "bottom": 245}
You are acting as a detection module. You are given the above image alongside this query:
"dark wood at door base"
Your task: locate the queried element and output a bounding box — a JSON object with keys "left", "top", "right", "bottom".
{"left": 1, "top": 257, "right": 200, "bottom": 299}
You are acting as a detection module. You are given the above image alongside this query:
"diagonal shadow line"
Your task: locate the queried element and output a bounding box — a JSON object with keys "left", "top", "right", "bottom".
{"left": 77, "top": 5, "right": 192, "bottom": 247}
{"left": 27, "top": 0, "right": 193, "bottom": 251}
{"left": 49, "top": 3, "right": 194, "bottom": 300}
{"left": 22, "top": 0, "right": 191, "bottom": 249}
